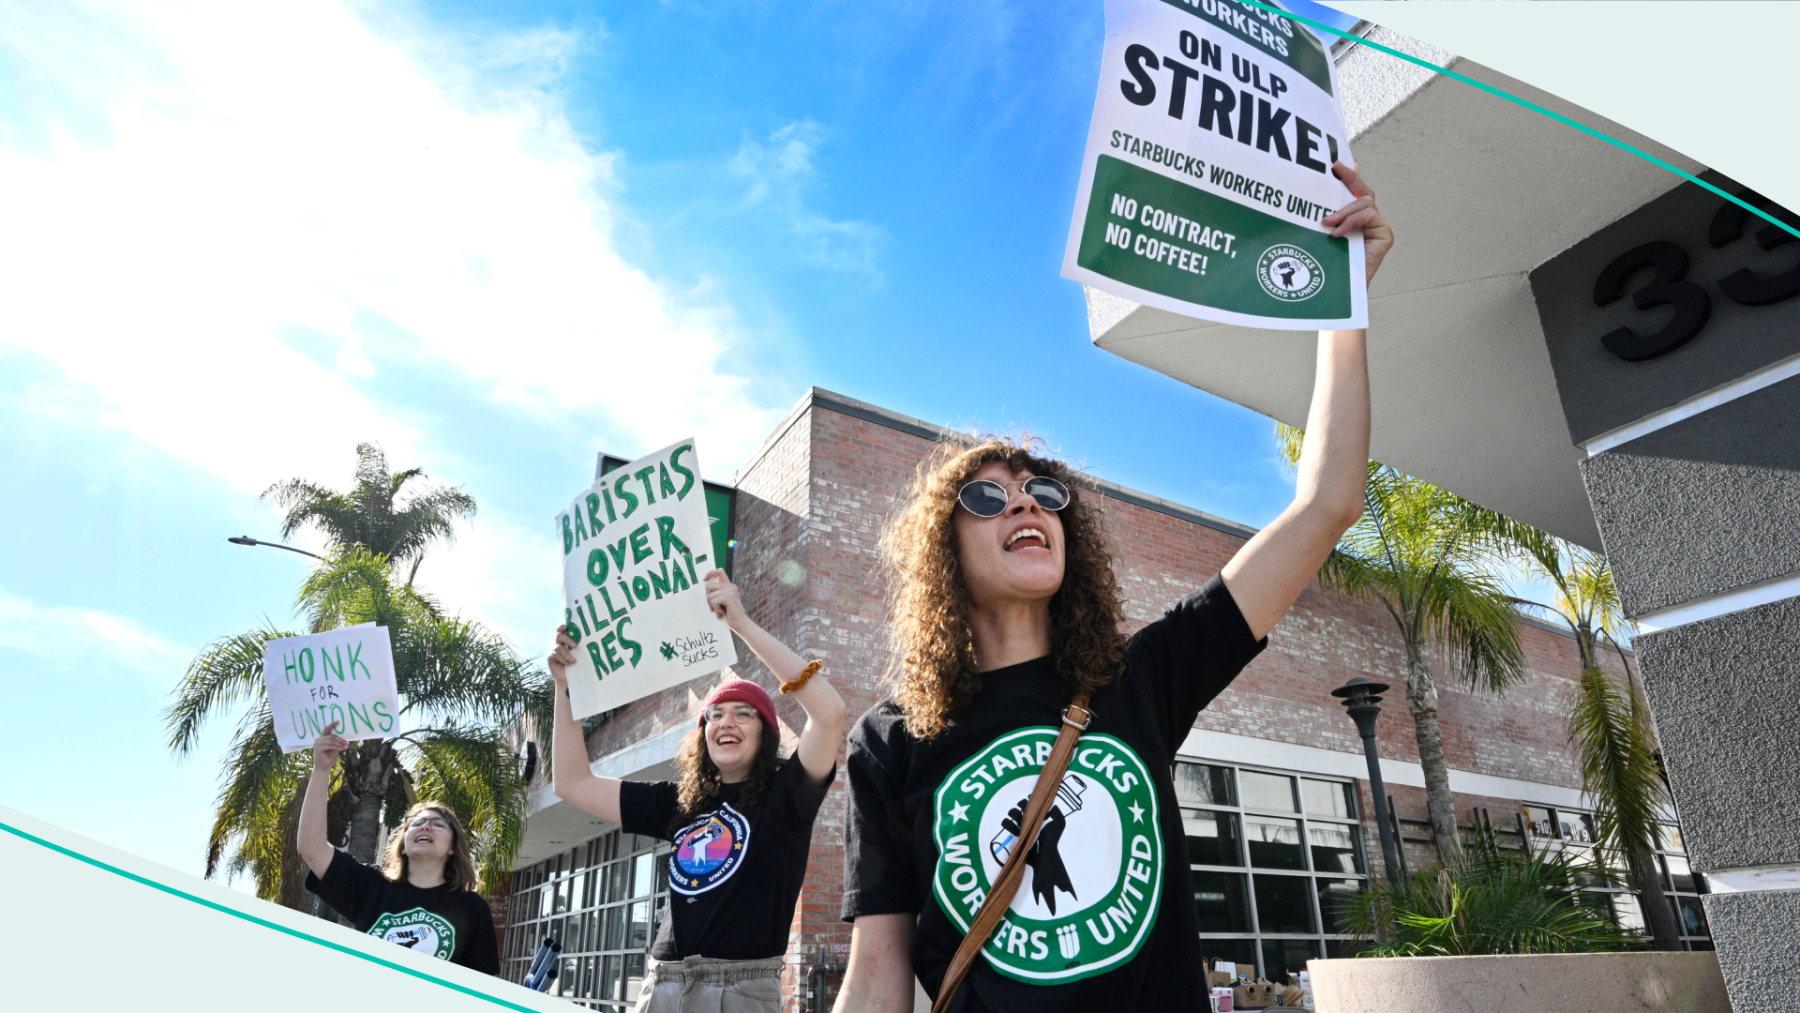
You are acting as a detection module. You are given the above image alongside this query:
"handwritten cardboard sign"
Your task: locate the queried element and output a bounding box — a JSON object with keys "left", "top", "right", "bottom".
{"left": 556, "top": 438, "right": 738, "bottom": 719}
{"left": 263, "top": 624, "right": 400, "bottom": 752}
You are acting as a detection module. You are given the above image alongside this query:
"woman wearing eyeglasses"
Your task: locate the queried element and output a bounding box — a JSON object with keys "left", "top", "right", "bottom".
{"left": 833, "top": 165, "right": 1391, "bottom": 1013}
{"left": 547, "top": 567, "right": 846, "bottom": 1013}
{"left": 298, "top": 723, "right": 501, "bottom": 974}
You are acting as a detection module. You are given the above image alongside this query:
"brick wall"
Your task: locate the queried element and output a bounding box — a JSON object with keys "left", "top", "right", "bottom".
{"left": 562, "top": 393, "right": 1624, "bottom": 1010}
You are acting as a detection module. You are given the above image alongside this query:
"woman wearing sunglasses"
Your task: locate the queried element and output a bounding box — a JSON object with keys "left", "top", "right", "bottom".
{"left": 298, "top": 722, "right": 500, "bottom": 973}
{"left": 546, "top": 567, "right": 846, "bottom": 1013}
{"left": 834, "top": 163, "right": 1391, "bottom": 1013}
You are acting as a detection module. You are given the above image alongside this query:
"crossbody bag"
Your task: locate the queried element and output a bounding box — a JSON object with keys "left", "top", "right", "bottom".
{"left": 931, "top": 695, "right": 1094, "bottom": 1013}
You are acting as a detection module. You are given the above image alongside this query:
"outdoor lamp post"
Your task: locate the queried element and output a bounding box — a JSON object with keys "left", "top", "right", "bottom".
{"left": 227, "top": 535, "right": 323, "bottom": 560}
{"left": 1331, "top": 676, "right": 1402, "bottom": 881}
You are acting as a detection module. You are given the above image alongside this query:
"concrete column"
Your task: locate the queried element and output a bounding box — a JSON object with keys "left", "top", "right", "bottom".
{"left": 1532, "top": 172, "right": 1800, "bottom": 1004}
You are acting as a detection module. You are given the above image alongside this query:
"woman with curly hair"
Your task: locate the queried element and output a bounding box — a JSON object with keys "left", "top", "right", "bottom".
{"left": 547, "top": 568, "right": 846, "bottom": 1013}
{"left": 834, "top": 164, "right": 1392, "bottom": 1013}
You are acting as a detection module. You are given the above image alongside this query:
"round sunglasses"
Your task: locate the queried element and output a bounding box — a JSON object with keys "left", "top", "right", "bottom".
{"left": 957, "top": 476, "right": 1071, "bottom": 518}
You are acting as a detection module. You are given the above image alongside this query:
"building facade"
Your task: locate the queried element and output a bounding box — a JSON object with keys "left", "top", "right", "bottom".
{"left": 492, "top": 388, "right": 1700, "bottom": 1011}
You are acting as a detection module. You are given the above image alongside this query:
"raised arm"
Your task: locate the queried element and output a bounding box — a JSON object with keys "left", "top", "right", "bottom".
{"left": 298, "top": 721, "right": 347, "bottom": 877}
{"left": 548, "top": 626, "right": 623, "bottom": 821}
{"left": 1221, "top": 163, "right": 1391, "bottom": 640}
{"left": 705, "top": 569, "right": 847, "bottom": 783}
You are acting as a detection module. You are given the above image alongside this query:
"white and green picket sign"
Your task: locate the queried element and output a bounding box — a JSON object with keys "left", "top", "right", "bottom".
{"left": 556, "top": 438, "right": 737, "bottom": 720}
{"left": 1063, "top": 0, "right": 1366, "bottom": 329}
{"left": 264, "top": 625, "right": 400, "bottom": 752}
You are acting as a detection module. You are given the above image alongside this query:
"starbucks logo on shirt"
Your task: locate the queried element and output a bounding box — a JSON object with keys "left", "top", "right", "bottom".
{"left": 669, "top": 804, "right": 750, "bottom": 895}
{"left": 368, "top": 907, "right": 457, "bottom": 960}
{"left": 932, "top": 728, "right": 1162, "bottom": 984}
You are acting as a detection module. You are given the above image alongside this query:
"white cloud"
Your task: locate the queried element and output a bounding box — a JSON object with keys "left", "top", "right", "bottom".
{"left": 0, "top": 0, "right": 781, "bottom": 501}
{"left": 409, "top": 511, "right": 561, "bottom": 659}
{"left": 0, "top": 587, "right": 194, "bottom": 686}
{"left": 731, "top": 121, "right": 887, "bottom": 283}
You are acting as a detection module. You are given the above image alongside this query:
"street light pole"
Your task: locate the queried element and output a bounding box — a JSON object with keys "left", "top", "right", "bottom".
{"left": 228, "top": 536, "right": 324, "bottom": 560}
{"left": 1332, "top": 676, "right": 1402, "bottom": 881}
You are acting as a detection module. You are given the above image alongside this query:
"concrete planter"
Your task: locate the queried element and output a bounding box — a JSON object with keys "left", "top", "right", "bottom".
{"left": 1308, "top": 952, "right": 1729, "bottom": 1013}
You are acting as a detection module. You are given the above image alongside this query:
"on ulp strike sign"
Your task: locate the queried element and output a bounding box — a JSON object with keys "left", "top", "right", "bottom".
{"left": 1063, "top": 0, "right": 1366, "bottom": 330}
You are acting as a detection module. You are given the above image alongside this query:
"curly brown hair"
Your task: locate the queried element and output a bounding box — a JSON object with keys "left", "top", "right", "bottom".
{"left": 672, "top": 716, "right": 783, "bottom": 835}
{"left": 880, "top": 436, "right": 1128, "bottom": 740}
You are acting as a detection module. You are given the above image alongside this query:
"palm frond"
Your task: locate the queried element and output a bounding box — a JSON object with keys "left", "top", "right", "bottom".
{"left": 296, "top": 546, "right": 444, "bottom": 633}
{"left": 259, "top": 444, "right": 475, "bottom": 567}
{"left": 203, "top": 702, "right": 313, "bottom": 899}
{"left": 389, "top": 486, "right": 478, "bottom": 564}
{"left": 395, "top": 617, "right": 544, "bottom": 725}
{"left": 1275, "top": 422, "right": 1306, "bottom": 468}
{"left": 1415, "top": 565, "right": 1527, "bottom": 694}
{"left": 1570, "top": 664, "right": 1666, "bottom": 861}
{"left": 165, "top": 628, "right": 296, "bottom": 756}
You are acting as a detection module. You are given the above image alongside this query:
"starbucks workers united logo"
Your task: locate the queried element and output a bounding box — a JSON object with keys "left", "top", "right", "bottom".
{"left": 932, "top": 729, "right": 1162, "bottom": 983}
{"left": 1256, "top": 244, "right": 1325, "bottom": 302}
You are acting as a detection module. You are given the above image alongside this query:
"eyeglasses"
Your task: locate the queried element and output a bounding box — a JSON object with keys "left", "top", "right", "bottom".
{"left": 957, "top": 476, "right": 1070, "bottom": 518}
{"left": 406, "top": 816, "right": 451, "bottom": 831}
{"left": 705, "top": 704, "right": 760, "bottom": 724}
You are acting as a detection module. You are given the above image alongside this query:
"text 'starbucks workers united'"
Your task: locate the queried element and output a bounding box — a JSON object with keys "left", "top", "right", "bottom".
{"left": 933, "top": 729, "right": 1162, "bottom": 983}
{"left": 1062, "top": 0, "right": 1366, "bottom": 329}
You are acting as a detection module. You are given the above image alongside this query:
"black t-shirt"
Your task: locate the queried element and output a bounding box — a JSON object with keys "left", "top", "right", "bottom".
{"left": 842, "top": 576, "right": 1266, "bottom": 1013}
{"left": 620, "top": 756, "right": 836, "bottom": 960}
{"left": 305, "top": 850, "right": 500, "bottom": 974}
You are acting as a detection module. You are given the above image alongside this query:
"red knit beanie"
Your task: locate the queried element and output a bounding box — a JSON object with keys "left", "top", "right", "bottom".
{"left": 698, "top": 677, "right": 778, "bottom": 733}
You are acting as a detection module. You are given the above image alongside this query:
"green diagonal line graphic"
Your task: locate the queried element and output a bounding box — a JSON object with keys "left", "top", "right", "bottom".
{"left": 0, "top": 817, "right": 543, "bottom": 1012}
{"left": 1225, "top": 0, "right": 1800, "bottom": 243}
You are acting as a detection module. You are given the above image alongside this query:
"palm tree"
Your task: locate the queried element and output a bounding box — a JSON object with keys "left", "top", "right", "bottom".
{"left": 1280, "top": 427, "right": 1526, "bottom": 864}
{"left": 262, "top": 443, "right": 476, "bottom": 584}
{"left": 1508, "top": 535, "right": 1681, "bottom": 950}
{"left": 167, "top": 547, "right": 552, "bottom": 904}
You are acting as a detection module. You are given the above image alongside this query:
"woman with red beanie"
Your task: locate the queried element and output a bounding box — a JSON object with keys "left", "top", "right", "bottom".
{"left": 548, "top": 567, "right": 846, "bottom": 1013}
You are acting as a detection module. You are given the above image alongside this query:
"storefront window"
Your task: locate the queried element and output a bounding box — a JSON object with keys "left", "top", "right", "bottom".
{"left": 1302, "top": 779, "right": 1354, "bottom": 820}
{"left": 1240, "top": 770, "right": 1299, "bottom": 813}
{"left": 1193, "top": 871, "right": 1252, "bottom": 933}
{"left": 1184, "top": 810, "right": 1242, "bottom": 867}
{"left": 503, "top": 831, "right": 671, "bottom": 1009}
{"left": 1245, "top": 815, "right": 1306, "bottom": 870}
{"left": 1315, "top": 879, "right": 1361, "bottom": 934}
{"left": 1523, "top": 804, "right": 1711, "bottom": 950}
{"left": 1253, "top": 874, "right": 1316, "bottom": 934}
{"left": 1176, "top": 761, "right": 1368, "bottom": 980}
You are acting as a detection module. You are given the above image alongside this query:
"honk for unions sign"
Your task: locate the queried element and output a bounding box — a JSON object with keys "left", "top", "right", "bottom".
{"left": 556, "top": 438, "right": 737, "bottom": 720}
{"left": 1063, "top": 0, "right": 1365, "bottom": 329}
{"left": 264, "top": 625, "right": 400, "bottom": 752}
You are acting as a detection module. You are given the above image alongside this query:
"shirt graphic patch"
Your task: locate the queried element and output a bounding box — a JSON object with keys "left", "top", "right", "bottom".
{"left": 368, "top": 907, "right": 457, "bottom": 960}
{"left": 932, "top": 728, "right": 1162, "bottom": 984}
{"left": 669, "top": 803, "right": 751, "bottom": 895}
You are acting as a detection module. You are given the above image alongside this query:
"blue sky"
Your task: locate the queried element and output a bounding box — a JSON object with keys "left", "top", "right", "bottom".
{"left": 0, "top": 0, "right": 1368, "bottom": 881}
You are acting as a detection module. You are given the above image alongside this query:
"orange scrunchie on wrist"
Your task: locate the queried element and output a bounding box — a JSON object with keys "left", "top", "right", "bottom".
{"left": 780, "top": 659, "right": 823, "bottom": 695}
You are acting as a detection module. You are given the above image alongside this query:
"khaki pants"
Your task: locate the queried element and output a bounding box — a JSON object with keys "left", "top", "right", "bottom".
{"left": 634, "top": 955, "right": 785, "bottom": 1013}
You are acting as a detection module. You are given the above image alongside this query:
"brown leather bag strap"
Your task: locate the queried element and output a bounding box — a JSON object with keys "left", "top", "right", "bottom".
{"left": 932, "top": 696, "right": 1093, "bottom": 1013}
